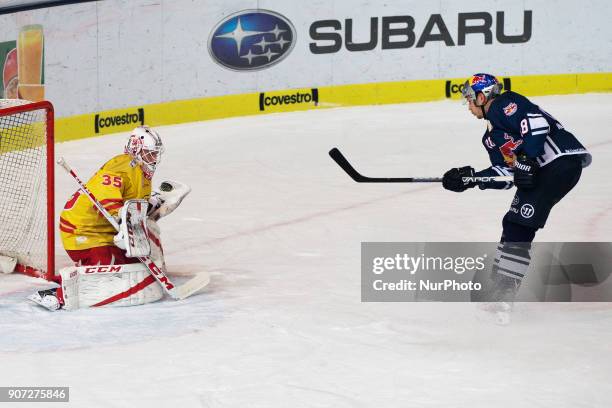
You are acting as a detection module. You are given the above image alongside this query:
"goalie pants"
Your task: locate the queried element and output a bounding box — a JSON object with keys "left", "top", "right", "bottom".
{"left": 66, "top": 246, "right": 139, "bottom": 266}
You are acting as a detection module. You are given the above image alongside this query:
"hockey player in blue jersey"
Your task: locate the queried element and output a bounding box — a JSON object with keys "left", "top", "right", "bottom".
{"left": 442, "top": 73, "right": 591, "bottom": 303}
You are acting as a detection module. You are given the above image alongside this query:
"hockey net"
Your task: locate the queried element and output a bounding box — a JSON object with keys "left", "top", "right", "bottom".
{"left": 0, "top": 99, "right": 54, "bottom": 280}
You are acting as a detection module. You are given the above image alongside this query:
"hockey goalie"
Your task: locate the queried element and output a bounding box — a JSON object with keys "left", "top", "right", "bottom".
{"left": 30, "top": 126, "right": 192, "bottom": 311}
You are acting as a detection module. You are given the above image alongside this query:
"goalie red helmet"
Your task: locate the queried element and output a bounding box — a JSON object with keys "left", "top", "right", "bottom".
{"left": 125, "top": 126, "right": 164, "bottom": 179}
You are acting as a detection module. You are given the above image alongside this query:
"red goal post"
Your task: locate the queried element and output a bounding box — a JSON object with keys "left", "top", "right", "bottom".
{"left": 0, "top": 99, "right": 55, "bottom": 281}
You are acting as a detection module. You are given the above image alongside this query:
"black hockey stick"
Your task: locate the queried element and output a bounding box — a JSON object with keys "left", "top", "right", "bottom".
{"left": 329, "top": 147, "right": 513, "bottom": 183}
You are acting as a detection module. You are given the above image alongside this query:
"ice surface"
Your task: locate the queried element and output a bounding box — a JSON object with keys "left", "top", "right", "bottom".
{"left": 1, "top": 94, "right": 611, "bottom": 407}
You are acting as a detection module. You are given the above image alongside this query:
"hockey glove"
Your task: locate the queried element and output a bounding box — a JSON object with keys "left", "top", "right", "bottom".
{"left": 442, "top": 166, "right": 478, "bottom": 192}
{"left": 513, "top": 158, "right": 539, "bottom": 190}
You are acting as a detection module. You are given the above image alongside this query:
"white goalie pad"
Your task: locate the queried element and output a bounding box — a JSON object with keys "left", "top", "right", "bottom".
{"left": 148, "top": 180, "right": 191, "bottom": 221}
{"left": 115, "top": 199, "right": 151, "bottom": 257}
{"left": 59, "top": 263, "right": 164, "bottom": 310}
{"left": 31, "top": 220, "right": 208, "bottom": 310}
{"left": 60, "top": 219, "right": 167, "bottom": 310}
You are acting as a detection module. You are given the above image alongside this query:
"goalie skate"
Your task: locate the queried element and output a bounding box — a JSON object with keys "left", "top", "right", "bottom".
{"left": 28, "top": 289, "right": 61, "bottom": 311}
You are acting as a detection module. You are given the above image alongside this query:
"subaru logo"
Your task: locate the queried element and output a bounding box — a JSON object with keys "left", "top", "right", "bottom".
{"left": 208, "top": 10, "right": 296, "bottom": 71}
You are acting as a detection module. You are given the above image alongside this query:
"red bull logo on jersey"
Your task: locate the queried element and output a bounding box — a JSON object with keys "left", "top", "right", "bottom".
{"left": 503, "top": 102, "right": 518, "bottom": 116}
{"left": 499, "top": 133, "right": 523, "bottom": 166}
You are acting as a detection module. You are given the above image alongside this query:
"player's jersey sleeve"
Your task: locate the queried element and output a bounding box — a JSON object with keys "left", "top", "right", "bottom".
{"left": 59, "top": 154, "right": 152, "bottom": 250}
{"left": 474, "top": 129, "right": 515, "bottom": 190}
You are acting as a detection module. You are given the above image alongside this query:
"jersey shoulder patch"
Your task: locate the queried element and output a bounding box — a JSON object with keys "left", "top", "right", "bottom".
{"left": 502, "top": 102, "right": 518, "bottom": 116}
{"left": 488, "top": 92, "right": 534, "bottom": 129}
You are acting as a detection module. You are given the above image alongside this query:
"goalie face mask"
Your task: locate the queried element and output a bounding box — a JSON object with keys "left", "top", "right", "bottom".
{"left": 126, "top": 126, "right": 165, "bottom": 179}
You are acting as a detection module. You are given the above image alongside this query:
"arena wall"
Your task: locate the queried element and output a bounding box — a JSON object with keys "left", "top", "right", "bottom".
{"left": 0, "top": 0, "right": 610, "bottom": 141}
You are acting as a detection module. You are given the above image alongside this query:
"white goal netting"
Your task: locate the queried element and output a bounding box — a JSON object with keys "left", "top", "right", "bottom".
{"left": 0, "top": 99, "right": 53, "bottom": 279}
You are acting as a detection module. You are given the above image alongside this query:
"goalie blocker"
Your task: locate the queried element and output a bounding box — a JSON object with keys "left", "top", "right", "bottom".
{"left": 30, "top": 180, "right": 199, "bottom": 311}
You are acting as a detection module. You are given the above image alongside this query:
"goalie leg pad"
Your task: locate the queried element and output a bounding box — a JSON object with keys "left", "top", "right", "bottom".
{"left": 58, "top": 264, "right": 164, "bottom": 310}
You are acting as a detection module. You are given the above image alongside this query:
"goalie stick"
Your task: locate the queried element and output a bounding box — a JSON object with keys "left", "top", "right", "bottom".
{"left": 329, "top": 147, "right": 513, "bottom": 183}
{"left": 57, "top": 157, "right": 209, "bottom": 300}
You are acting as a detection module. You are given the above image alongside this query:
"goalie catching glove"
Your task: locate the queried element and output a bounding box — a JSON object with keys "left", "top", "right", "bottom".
{"left": 147, "top": 180, "right": 191, "bottom": 221}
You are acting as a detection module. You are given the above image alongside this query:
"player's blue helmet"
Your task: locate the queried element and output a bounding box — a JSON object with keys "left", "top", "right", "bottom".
{"left": 462, "top": 73, "right": 502, "bottom": 104}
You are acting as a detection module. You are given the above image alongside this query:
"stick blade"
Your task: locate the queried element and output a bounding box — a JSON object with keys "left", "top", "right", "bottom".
{"left": 175, "top": 272, "right": 211, "bottom": 300}
{"left": 329, "top": 147, "right": 366, "bottom": 182}
{"left": 329, "top": 147, "right": 445, "bottom": 183}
